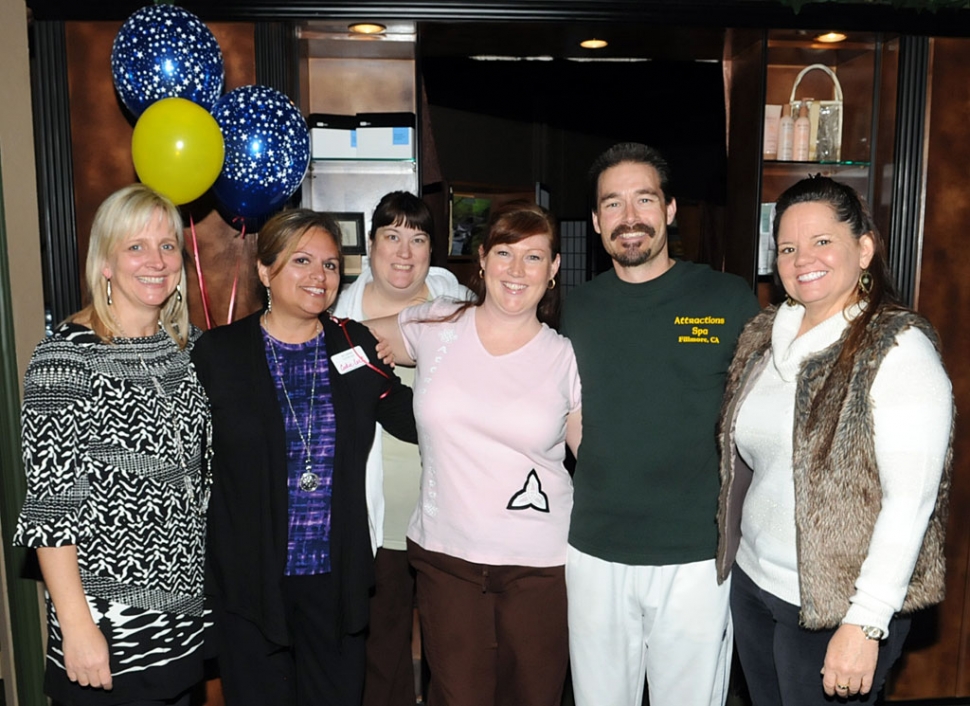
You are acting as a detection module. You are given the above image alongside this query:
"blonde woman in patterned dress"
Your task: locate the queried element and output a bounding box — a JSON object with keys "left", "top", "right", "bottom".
{"left": 14, "top": 184, "right": 211, "bottom": 706}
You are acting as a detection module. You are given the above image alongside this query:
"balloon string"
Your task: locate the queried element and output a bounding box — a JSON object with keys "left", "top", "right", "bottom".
{"left": 189, "top": 215, "right": 213, "bottom": 330}
{"left": 226, "top": 222, "right": 246, "bottom": 325}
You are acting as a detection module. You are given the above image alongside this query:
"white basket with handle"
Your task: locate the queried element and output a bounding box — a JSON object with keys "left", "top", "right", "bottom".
{"left": 789, "top": 63, "right": 843, "bottom": 162}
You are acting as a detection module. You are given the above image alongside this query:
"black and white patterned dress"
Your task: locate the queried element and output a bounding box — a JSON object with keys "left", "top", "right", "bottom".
{"left": 14, "top": 323, "right": 212, "bottom": 704}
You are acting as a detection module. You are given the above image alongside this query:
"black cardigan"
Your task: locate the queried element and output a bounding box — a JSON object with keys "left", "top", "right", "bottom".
{"left": 191, "top": 311, "right": 416, "bottom": 645}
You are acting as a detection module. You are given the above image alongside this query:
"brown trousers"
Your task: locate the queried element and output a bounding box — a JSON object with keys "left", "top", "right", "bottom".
{"left": 363, "top": 548, "right": 418, "bottom": 706}
{"left": 408, "top": 540, "right": 568, "bottom": 706}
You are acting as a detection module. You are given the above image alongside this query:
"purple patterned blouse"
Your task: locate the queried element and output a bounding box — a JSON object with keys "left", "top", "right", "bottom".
{"left": 262, "top": 327, "right": 337, "bottom": 575}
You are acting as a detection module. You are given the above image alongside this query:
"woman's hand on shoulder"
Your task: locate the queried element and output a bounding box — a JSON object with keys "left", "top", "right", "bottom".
{"left": 62, "top": 620, "right": 113, "bottom": 690}
{"left": 820, "top": 624, "right": 879, "bottom": 698}
{"left": 363, "top": 314, "right": 414, "bottom": 367}
{"left": 370, "top": 328, "right": 395, "bottom": 368}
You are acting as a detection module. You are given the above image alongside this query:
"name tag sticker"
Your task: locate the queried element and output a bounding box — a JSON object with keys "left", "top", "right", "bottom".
{"left": 333, "top": 346, "right": 369, "bottom": 375}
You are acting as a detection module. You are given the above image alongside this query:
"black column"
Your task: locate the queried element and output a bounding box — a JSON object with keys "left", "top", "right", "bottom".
{"left": 888, "top": 35, "right": 929, "bottom": 307}
{"left": 255, "top": 21, "right": 299, "bottom": 99}
{"left": 30, "top": 19, "right": 81, "bottom": 324}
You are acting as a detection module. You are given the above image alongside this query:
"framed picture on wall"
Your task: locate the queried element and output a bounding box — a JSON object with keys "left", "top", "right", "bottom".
{"left": 446, "top": 184, "right": 538, "bottom": 262}
{"left": 450, "top": 193, "right": 492, "bottom": 257}
{"left": 329, "top": 212, "right": 366, "bottom": 255}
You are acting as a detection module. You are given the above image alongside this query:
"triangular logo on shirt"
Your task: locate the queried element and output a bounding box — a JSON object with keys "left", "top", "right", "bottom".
{"left": 507, "top": 469, "right": 550, "bottom": 513}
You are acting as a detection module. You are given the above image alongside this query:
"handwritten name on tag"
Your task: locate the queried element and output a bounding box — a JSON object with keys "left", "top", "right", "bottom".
{"left": 332, "top": 346, "right": 369, "bottom": 375}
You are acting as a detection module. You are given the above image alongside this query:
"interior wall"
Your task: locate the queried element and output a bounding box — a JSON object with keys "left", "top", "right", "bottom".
{"left": 3, "top": 2, "right": 44, "bottom": 378}
{"left": 422, "top": 57, "right": 728, "bottom": 222}
{"left": 888, "top": 35, "right": 970, "bottom": 701}
{"left": 307, "top": 57, "right": 415, "bottom": 114}
{"left": 428, "top": 105, "right": 536, "bottom": 190}
{"left": 0, "top": 4, "right": 46, "bottom": 705}
{"left": 426, "top": 103, "right": 615, "bottom": 221}
{"left": 65, "top": 21, "right": 261, "bottom": 330}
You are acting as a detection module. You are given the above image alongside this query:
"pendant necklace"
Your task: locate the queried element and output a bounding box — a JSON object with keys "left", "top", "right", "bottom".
{"left": 265, "top": 315, "right": 323, "bottom": 492}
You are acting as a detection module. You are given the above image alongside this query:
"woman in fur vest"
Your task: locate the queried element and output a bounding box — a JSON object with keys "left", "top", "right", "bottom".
{"left": 716, "top": 176, "right": 954, "bottom": 705}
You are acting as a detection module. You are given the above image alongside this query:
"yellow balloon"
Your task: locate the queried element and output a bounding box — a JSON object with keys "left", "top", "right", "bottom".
{"left": 131, "top": 97, "right": 225, "bottom": 205}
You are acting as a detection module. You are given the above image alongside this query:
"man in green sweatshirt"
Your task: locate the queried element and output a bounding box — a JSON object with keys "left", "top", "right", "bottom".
{"left": 562, "top": 142, "right": 760, "bottom": 706}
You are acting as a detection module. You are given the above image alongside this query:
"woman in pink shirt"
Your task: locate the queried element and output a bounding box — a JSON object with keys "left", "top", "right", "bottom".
{"left": 373, "top": 201, "right": 581, "bottom": 706}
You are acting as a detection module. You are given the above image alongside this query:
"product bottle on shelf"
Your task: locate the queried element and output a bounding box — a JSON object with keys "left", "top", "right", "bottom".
{"left": 763, "top": 105, "right": 781, "bottom": 159}
{"left": 794, "top": 102, "right": 811, "bottom": 161}
{"left": 778, "top": 104, "right": 795, "bottom": 161}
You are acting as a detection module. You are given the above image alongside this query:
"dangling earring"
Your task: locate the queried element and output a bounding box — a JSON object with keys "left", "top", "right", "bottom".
{"left": 548, "top": 277, "right": 556, "bottom": 290}
{"left": 175, "top": 283, "right": 183, "bottom": 304}
{"left": 858, "top": 269, "right": 873, "bottom": 299}
{"left": 106, "top": 278, "right": 113, "bottom": 306}
{"left": 785, "top": 294, "right": 798, "bottom": 307}
{"left": 266, "top": 286, "right": 273, "bottom": 313}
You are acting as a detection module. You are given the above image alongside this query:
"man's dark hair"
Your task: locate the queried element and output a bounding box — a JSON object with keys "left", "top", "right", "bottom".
{"left": 588, "top": 142, "right": 673, "bottom": 210}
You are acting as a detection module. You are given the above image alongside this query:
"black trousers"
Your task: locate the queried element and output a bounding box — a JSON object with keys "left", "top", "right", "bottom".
{"left": 53, "top": 693, "right": 191, "bottom": 706}
{"left": 731, "top": 565, "right": 910, "bottom": 706}
{"left": 215, "top": 573, "right": 366, "bottom": 706}
{"left": 112, "top": 696, "right": 191, "bottom": 706}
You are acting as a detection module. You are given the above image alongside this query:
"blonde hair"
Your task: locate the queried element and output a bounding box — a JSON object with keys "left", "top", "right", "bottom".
{"left": 74, "top": 184, "right": 189, "bottom": 348}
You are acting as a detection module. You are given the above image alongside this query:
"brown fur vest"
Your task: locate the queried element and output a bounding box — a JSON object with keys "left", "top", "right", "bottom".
{"left": 715, "top": 304, "right": 954, "bottom": 629}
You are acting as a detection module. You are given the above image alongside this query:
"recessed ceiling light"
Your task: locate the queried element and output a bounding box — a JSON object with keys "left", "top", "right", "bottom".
{"left": 567, "top": 57, "right": 650, "bottom": 63}
{"left": 815, "top": 32, "right": 847, "bottom": 43}
{"left": 349, "top": 22, "right": 386, "bottom": 35}
{"left": 580, "top": 38, "right": 608, "bottom": 50}
{"left": 469, "top": 55, "right": 554, "bottom": 62}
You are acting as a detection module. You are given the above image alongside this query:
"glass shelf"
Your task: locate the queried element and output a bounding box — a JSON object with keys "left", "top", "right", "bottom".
{"left": 764, "top": 160, "right": 870, "bottom": 167}
{"left": 311, "top": 157, "right": 417, "bottom": 164}
{"left": 307, "top": 159, "right": 417, "bottom": 178}
{"left": 761, "top": 161, "right": 870, "bottom": 207}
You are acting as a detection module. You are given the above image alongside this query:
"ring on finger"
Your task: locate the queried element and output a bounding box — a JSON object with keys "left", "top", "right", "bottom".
{"left": 836, "top": 684, "right": 849, "bottom": 691}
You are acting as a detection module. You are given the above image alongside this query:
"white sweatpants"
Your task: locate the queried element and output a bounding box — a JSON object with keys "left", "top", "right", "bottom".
{"left": 566, "top": 546, "right": 732, "bottom": 706}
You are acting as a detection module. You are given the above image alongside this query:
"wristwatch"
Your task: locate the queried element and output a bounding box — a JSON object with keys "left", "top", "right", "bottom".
{"left": 860, "top": 625, "right": 886, "bottom": 640}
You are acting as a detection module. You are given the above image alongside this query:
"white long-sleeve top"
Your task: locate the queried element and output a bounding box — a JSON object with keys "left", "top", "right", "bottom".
{"left": 734, "top": 303, "right": 952, "bottom": 633}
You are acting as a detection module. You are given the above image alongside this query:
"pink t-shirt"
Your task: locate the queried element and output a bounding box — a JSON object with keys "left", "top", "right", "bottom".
{"left": 399, "top": 300, "right": 581, "bottom": 567}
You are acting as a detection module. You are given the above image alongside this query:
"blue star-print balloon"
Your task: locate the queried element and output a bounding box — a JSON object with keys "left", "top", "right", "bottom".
{"left": 210, "top": 85, "right": 311, "bottom": 219}
{"left": 111, "top": 4, "right": 224, "bottom": 118}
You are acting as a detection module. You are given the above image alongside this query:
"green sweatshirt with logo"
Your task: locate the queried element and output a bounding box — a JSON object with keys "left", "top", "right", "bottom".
{"left": 562, "top": 260, "right": 761, "bottom": 565}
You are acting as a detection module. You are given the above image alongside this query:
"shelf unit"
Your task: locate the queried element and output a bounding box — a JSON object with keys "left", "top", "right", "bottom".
{"left": 297, "top": 20, "right": 419, "bottom": 276}
{"left": 303, "top": 159, "right": 419, "bottom": 220}
{"left": 760, "top": 31, "right": 880, "bottom": 207}
{"left": 724, "top": 29, "right": 900, "bottom": 304}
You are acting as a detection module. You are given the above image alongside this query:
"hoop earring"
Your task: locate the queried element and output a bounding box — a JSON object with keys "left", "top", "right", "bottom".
{"left": 106, "top": 278, "right": 113, "bottom": 306}
{"left": 266, "top": 286, "right": 273, "bottom": 313}
{"left": 858, "top": 269, "right": 873, "bottom": 299}
{"left": 548, "top": 277, "right": 556, "bottom": 290}
{"left": 175, "top": 283, "right": 183, "bottom": 304}
{"left": 479, "top": 268, "right": 484, "bottom": 279}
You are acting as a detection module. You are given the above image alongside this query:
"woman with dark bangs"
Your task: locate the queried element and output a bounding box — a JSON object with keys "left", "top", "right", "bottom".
{"left": 370, "top": 200, "right": 582, "bottom": 706}
{"left": 332, "top": 191, "right": 471, "bottom": 706}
